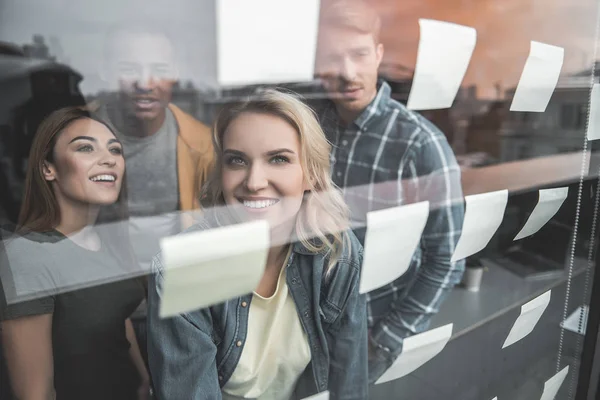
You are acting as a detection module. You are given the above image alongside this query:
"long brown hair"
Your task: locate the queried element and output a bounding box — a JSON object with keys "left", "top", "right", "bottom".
{"left": 17, "top": 106, "right": 129, "bottom": 233}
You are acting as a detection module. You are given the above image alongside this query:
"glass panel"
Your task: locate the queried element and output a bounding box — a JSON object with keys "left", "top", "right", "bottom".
{"left": 0, "top": 1, "right": 599, "bottom": 399}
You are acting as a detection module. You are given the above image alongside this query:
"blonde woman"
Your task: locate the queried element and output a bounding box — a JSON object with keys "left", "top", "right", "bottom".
{"left": 147, "top": 90, "right": 367, "bottom": 400}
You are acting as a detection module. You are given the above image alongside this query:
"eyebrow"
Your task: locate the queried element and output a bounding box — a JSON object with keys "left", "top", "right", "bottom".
{"left": 265, "top": 148, "right": 296, "bottom": 156}
{"left": 69, "top": 136, "right": 97, "bottom": 144}
{"left": 68, "top": 136, "right": 122, "bottom": 146}
{"left": 223, "top": 149, "right": 245, "bottom": 156}
{"left": 223, "top": 148, "right": 296, "bottom": 157}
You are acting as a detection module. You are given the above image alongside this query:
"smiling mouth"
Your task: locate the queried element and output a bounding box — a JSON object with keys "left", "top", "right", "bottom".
{"left": 240, "top": 199, "right": 279, "bottom": 209}
{"left": 90, "top": 174, "right": 116, "bottom": 183}
{"left": 133, "top": 98, "right": 159, "bottom": 108}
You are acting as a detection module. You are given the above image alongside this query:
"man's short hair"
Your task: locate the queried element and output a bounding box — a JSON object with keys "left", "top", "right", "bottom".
{"left": 103, "top": 20, "right": 177, "bottom": 64}
{"left": 319, "top": 0, "right": 382, "bottom": 43}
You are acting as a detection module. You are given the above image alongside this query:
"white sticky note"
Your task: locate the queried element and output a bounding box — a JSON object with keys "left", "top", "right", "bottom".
{"left": 376, "top": 323, "right": 453, "bottom": 384}
{"left": 540, "top": 366, "right": 569, "bottom": 400}
{"left": 159, "top": 220, "right": 269, "bottom": 318}
{"left": 451, "top": 190, "right": 508, "bottom": 263}
{"left": 360, "top": 202, "right": 429, "bottom": 293}
{"left": 503, "top": 290, "right": 551, "bottom": 348}
{"left": 407, "top": 19, "right": 476, "bottom": 110}
{"left": 514, "top": 187, "right": 568, "bottom": 240}
{"left": 301, "top": 391, "right": 330, "bottom": 400}
{"left": 217, "top": 0, "right": 320, "bottom": 86}
{"left": 510, "top": 41, "right": 564, "bottom": 112}
{"left": 560, "top": 305, "right": 589, "bottom": 335}
{"left": 587, "top": 84, "right": 600, "bottom": 140}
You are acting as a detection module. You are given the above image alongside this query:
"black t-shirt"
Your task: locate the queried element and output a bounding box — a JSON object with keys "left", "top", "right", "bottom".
{"left": 0, "top": 229, "right": 145, "bottom": 400}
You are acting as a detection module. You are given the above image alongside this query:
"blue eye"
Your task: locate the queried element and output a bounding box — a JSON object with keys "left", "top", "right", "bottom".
{"left": 77, "top": 145, "right": 93, "bottom": 153}
{"left": 270, "top": 155, "right": 289, "bottom": 164}
{"left": 225, "top": 156, "right": 246, "bottom": 166}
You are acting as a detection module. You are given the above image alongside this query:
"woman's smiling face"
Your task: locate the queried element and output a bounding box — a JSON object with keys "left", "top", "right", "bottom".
{"left": 44, "top": 118, "right": 125, "bottom": 207}
{"left": 221, "top": 112, "right": 308, "bottom": 232}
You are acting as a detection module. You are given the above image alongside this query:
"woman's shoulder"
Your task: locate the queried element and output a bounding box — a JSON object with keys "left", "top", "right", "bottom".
{"left": 315, "top": 230, "right": 363, "bottom": 286}
{"left": 337, "top": 229, "right": 364, "bottom": 271}
{"left": 1, "top": 231, "right": 63, "bottom": 305}
{"left": 2, "top": 231, "right": 59, "bottom": 265}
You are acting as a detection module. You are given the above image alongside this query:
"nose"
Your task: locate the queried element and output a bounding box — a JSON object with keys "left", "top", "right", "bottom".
{"left": 244, "top": 163, "right": 268, "bottom": 192}
{"left": 99, "top": 149, "right": 117, "bottom": 167}
{"left": 340, "top": 57, "right": 357, "bottom": 81}
{"left": 134, "top": 67, "right": 156, "bottom": 91}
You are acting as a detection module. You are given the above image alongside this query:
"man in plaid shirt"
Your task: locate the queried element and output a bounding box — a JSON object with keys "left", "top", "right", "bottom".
{"left": 314, "top": 0, "right": 465, "bottom": 382}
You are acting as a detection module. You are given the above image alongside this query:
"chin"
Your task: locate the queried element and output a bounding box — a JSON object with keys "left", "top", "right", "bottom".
{"left": 90, "top": 195, "right": 120, "bottom": 206}
{"left": 133, "top": 109, "right": 161, "bottom": 121}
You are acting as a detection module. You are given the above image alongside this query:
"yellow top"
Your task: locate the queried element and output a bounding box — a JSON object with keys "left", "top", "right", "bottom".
{"left": 222, "top": 249, "right": 311, "bottom": 400}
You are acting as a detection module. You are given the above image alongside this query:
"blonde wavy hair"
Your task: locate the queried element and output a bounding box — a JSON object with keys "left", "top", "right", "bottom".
{"left": 200, "top": 89, "right": 350, "bottom": 271}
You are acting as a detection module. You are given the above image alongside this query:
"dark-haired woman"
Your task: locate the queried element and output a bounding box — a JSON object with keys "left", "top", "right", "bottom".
{"left": 0, "top": 107, "right": 149, "bottom": 400}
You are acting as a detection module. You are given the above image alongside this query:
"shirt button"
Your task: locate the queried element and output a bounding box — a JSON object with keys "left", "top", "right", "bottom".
{"left": 236, "top": 340, "right": 243, "bottom": 347}
{"left": 241, "top": 301, "right": 248, "bottom": 308}
{"left": 336, "top": 171, "right": 342, "bottom": 177}
{"left": 341, "top": 139, "right": 348, "bottom": 146}
{"left": 219, "top": 375, "right": 223, "bottom": 381}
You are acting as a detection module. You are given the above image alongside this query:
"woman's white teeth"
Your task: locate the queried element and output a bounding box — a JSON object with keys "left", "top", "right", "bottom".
{"left": 243, "top": 199, "right": 277, "bottom": 209}
{"left": 90, "top": 174, "right": 115, "bottom": 182}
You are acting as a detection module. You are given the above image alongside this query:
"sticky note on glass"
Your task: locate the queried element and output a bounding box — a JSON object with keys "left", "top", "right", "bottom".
{"left": 159, "top": 221, "right": 269, "bottom": 318}
{"left": 451, "top": 190, "right": 508, "bottom": 263}
{"left": 376, "top": 323, "right": 453, "bottom": 384}
{"left": 216, "top": 0, "right": 320, "bottom": 86}
{"left": 587, "top": 84, "right": 600, "bottom": 140}
{"left": 510, "top": 41, "right": 564, "bottom": 112}
{"left": 540, "top": 366, "right": 569, "bottom": 400}
{"left": 360, "top": 202, "right": 429, "bottom": 293}
{"left": 502, "top": 290, "right": 551, "bottom": 348}
{"left": 514, "top": 187, "right": 568, "bottom": 240}
{"left": 560, "top": 305, "right": 588, "bottom": 335}
{"left": 301, "top": 391, "right": 329, "bottom": 400}
{"left": 407, "top": 19, "right": 476, "bottom": 110}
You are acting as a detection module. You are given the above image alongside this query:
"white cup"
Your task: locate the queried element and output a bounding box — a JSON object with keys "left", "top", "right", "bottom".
{"left": 462, "top": 267, "right": 484, "bottom": 292}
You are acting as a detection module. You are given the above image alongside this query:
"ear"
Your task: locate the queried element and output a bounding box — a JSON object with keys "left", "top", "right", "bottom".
{"left": 42, "top": 161, "right": 56, "bottom": 182}
{"left": 375, "top": 42, "right": 384, "bottom": 68}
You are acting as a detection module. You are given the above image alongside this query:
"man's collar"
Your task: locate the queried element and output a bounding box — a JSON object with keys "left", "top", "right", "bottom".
{"left": 353, "top": 80, "right": 391, "bottom": 130}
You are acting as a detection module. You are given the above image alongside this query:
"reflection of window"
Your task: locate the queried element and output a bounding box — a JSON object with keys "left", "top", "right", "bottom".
{"left": 560, "top": 103, "right": 586, "bottom": 129}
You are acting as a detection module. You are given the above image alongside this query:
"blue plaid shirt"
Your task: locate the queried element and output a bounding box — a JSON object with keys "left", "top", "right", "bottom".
{"left": 316, "top": 81, "right": 465, "bottom": 363}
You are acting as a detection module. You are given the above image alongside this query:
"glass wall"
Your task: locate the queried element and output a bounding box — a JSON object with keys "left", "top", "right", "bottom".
{"left": 1, "top": 1, "right": 600, "bottom": 399}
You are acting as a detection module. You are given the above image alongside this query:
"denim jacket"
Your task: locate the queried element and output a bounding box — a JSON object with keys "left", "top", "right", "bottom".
{"left": 147, "top": 222, "right": 368, "bottom": 400}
